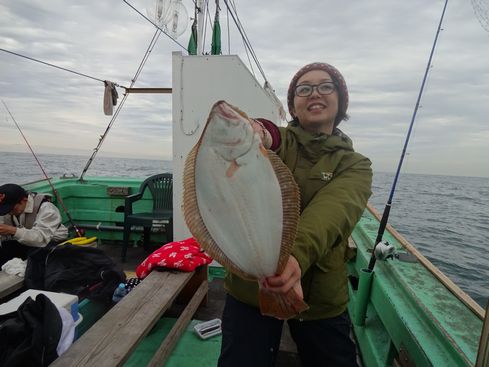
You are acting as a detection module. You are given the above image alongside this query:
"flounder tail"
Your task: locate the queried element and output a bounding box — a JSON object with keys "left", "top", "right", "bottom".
{"left": 258, "top": 287, "right": 309, "bottom": 320}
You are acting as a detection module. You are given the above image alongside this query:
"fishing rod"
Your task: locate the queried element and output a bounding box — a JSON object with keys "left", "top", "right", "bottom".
{"left": 1, "top": 100, "right": 83, "bottom": 237}
{"left": 367, "top": 0, "right": 449, "bottom": 271}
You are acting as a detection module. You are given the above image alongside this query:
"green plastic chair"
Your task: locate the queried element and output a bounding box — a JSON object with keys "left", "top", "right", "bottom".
{"left": 122, "top": 173, "right": 173, "bottom": 262}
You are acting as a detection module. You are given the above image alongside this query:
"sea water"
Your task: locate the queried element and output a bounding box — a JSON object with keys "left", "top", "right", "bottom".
{"left": 371, "top": 172, "right": 488, "bottom": 308}
{"left": 0, "top": 151, "right": 487, "bottom": 307}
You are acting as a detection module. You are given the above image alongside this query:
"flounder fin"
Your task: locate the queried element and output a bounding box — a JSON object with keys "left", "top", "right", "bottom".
{"left": 267, "top": 150, "right": 301, "bottom": 274}
{"left": 226, "top": 160, "right": 240, "bottom": 177}
{"left": 183, "top": 141, "right": 256, "bottom": 281}
{"left": 258, "top": 287, "right": 309, "bottom": 320}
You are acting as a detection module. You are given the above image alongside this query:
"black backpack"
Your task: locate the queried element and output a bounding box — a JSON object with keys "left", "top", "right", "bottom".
{"left": 25, "top": 244, "right": 126, "bottom": 303}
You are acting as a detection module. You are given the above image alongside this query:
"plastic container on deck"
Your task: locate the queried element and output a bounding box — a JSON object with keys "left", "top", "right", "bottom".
{"left": 0, "top": 289, "right": 80, "bottom": 326}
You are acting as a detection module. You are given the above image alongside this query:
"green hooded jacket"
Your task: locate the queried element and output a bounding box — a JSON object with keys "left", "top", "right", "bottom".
{"left": 224, "top": 123, "right": 372, "bottom": 320}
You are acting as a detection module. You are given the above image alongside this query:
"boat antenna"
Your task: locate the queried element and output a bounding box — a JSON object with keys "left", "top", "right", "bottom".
{"left": 1, "top": 100, "right": 83, "bottom": 237}
{"left": 367, "top": 0, "right": 449, "bottom": 271}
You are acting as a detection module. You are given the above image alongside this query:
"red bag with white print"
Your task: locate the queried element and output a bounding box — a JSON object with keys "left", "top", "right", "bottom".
{"left": 136, "top": 238, "right": 212, "bottom": 279}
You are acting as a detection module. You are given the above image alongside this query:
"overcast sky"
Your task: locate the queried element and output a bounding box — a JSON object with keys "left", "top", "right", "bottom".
{"left": 1, "top": 0, "right": 488, "bottom": 178}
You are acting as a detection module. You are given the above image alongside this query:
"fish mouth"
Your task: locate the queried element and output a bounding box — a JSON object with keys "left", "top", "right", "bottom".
{"left": 208, "top": 100, "right": 255, "bottom": 159}
{"left": 212, "top": 101, "right": 251, "bottom": 146}
{"left": 214, "top": 100, "right": 241, "bottom": 124}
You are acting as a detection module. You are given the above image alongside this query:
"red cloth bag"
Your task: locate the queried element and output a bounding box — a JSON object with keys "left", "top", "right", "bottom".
{"left": 136, "top": 238, "right": 212, "bottom": 279}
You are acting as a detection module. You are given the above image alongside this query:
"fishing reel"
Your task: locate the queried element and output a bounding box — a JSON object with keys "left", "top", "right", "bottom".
{"left": 374, "top": 241, "right": 396, "bottom": 261}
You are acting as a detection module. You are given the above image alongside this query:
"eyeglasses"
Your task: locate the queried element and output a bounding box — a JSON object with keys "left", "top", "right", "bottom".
{"left": 294, "top": 82, "right": 336, "bottom": 97}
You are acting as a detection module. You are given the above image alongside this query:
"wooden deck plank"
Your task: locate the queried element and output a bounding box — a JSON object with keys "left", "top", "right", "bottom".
{"left": 0, "top": 271, "right": 24, "bottom": 300}
{"left": 148, "top": 280, "right": 209, "bottom": 367}
{"left": 51, "top": 270, "right": 194, "bottom": 367}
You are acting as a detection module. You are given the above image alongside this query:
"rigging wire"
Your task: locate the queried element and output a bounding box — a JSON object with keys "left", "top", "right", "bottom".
{"left": 229, "top": 0, "right": 254, "bottom": 74}
{"left": 367, "top": 0, "right": 449, "bottom": 272}
{"left": 223, "top": 0, "right": 267, "bottom": 82}
{"left": 228, "top": 0, "right": 262, "bottom": 73}
{"left": 1, "top": 100, "right": 83, "bottom": 237}
{"left": 229, "top": 0, "right": 254, "bottom": 76}
{"left": 230, "top": 0, "right": 267, "bottom": 79}
{"left": 0, "top": 48, "right": 126, "bottom": 89}
{"left": 243, "top": 37, "right": 255, "bottom": 77}
{"left": 79, "top": 30, "right": 162, "bottom": 180}
{"left": 226, "top": 4, "right": 230, "bottom": 54}
{"left": 2, "top": 1, "right": 274, "bottom": 179}
{"left": 122, "top": 0, "right": 189, "bottom": 51}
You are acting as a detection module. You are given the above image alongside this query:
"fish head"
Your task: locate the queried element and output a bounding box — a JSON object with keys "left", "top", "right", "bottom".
{"left": 203, "top": 100, "right": 255, "bottom": 161}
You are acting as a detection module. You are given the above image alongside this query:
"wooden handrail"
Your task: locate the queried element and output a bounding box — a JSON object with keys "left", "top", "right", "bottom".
{"left": 148, "top": 280, "right": 209, "bottom": 366}
{"left": 124, "top": 88, "right": 172, "bottom": 94}
{"left": 367, "top": 203, "right": 485, "bottom": 320}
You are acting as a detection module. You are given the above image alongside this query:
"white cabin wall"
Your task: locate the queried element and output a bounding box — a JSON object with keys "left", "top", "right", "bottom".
{"left": 172, "top": 51, "right": 282, "bottom": 240}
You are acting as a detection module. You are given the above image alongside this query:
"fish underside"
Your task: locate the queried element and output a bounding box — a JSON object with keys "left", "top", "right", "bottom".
{"left": 183, "top": 100, "right": 308, "bottom": 319}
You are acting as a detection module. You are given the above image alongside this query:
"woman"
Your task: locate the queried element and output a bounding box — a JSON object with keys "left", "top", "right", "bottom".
{"left": 218, "top": 62, "right": 372, "bottom": 367}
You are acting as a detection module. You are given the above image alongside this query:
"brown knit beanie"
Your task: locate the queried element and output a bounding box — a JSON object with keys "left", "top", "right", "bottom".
{"left": 287, "top": 62, "right": 349, "bottom": 126}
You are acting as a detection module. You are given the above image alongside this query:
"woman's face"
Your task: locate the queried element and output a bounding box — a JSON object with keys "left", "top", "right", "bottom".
{"left": 292, "top": 69, "right": 339, "bottom": 134}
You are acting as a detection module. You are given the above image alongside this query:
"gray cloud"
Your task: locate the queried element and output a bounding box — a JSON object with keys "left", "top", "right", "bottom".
{"left": 1, "top": 0, "right": 488, "bottom": 177}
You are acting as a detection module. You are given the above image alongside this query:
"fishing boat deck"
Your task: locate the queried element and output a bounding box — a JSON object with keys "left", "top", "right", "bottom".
{"left": 96, "top": 242, "right": 303, "bottom": 366}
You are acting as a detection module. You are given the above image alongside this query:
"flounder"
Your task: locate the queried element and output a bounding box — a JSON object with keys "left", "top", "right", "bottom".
{"left": 183, "top": 100, "right": 308, "bottom": 319}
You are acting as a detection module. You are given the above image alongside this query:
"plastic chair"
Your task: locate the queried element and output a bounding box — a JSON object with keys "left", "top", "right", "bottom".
{"left": 121, "top": 173, "right": 173, "bottom": 262}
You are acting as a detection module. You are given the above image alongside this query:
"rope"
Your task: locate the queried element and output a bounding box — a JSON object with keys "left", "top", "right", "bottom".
{"left": 122, "top": 0, "right": 188, "bottom": 51}
{"left": 0, "top": 48, "right": 126, "bottom": 88}
{"left": 223, "top": 0, "right": 268, "bottom": 83}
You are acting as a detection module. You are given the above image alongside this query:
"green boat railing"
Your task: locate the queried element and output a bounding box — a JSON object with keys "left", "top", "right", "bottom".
{"left": 348, "top": 204, "right": 484, "bottom": 366}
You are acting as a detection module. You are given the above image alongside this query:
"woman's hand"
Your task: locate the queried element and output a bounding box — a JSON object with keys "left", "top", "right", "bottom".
{"left": 250, "top": 119, "right": 273, "bottom": 149}
{"left": 261, "top": 256, "right": 303, "bottom": 298}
